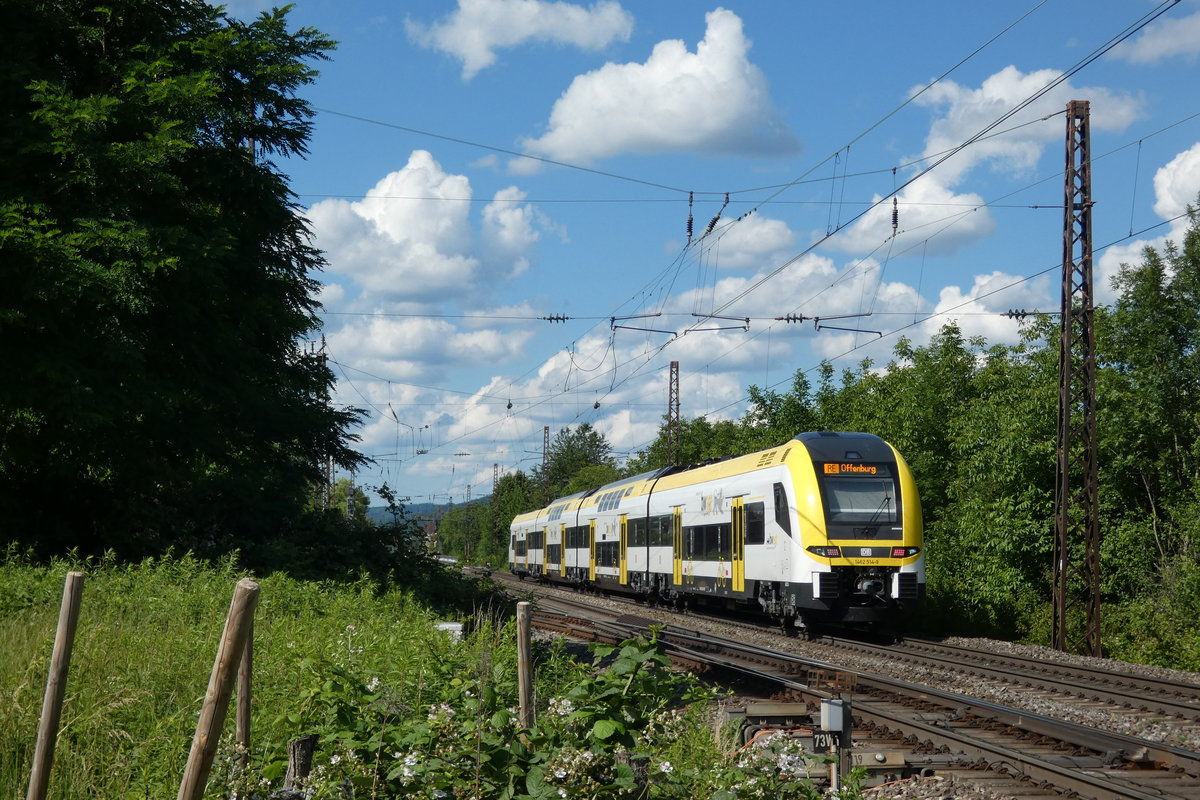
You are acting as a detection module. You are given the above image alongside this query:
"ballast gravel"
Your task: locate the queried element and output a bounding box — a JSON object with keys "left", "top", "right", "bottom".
{"left": 521, "top": 581, "right": 1200, "bottom": 798}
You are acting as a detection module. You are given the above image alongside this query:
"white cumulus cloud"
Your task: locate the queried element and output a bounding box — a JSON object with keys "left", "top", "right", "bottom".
{"left": 520, "top": 7, "right": 798, "bottom": 162}
{"left": 914, "top": 66, "right": 1141, "bottom": 185}
{"left": 482, "top": 187, "right": 541, "bottom": 279}
{"left": 309, "top": 151, "right": 478, "bottom": 300}
{"left": 1153, "top": 142, "right": 1200, "bottom": 220}
{"left": 1110, "top": 10, "right": 1200, "bottom": 64}
{"left": 834, "top": 66, "right": 1139, "bottom": 259}
{"left": 309, "top": 151, "right": 551, "bottom": 302}
{"left": 1098, "top": 141, "right": 1200, "bottom": 303}
{"left": 827, "top": 175, "right": 994, "bottom": 257}
{"left": 407, "top": 0, "right": 633, "bottom": 80}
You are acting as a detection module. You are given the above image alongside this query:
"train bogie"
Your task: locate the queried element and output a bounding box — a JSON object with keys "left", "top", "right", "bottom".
{"left": 509, "top": 432, "right": 924, "bottom": 632}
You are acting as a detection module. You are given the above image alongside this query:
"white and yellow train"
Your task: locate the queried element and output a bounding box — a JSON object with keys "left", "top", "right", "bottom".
{"left": 508, "top": 431, "right": 924, "bottom": 633}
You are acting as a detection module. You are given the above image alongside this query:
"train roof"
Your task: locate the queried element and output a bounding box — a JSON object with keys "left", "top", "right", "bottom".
{"left": 596, "top": 465, "right": 676, "bottom": 491}
{"left": 793, "top": 431, "right": 892, "bottom": 462}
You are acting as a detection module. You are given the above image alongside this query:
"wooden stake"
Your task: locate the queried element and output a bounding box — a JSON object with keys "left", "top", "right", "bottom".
{"left": 177, "top": 578, "right": 260, "bottom": 800}
{"left": 26, "top": 571, "right": 85, "bottom": 800}
{"left": 516, "top": 601, "right": 534, "bottom": 729}
{"left": 236, "top": 619, "right": 252, "bottom": 757}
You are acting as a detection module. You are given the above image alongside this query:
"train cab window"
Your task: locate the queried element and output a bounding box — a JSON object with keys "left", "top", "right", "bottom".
{"left": 746, "top": 501, "right": 765, "bottom": 545}
{"left": 818, "top": 464, "right": 902, "bottom": 539}
{"left": 773, "top": 482, "right": 793, "bottom": 537}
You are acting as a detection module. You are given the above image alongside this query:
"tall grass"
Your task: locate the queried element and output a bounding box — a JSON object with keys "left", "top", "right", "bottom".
{"left": 2, "top": 553, "right": 859, "bottom": 799}
{"left": 0, "top": 551, "right": 490, "bottom": 799}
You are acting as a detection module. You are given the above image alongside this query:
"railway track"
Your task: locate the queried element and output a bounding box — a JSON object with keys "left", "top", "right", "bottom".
{"left": 508, "top": 579, "right": 1200, "bottom": 799}
{"left": 822, "top": 634, "right": 1200, "bottom": 727}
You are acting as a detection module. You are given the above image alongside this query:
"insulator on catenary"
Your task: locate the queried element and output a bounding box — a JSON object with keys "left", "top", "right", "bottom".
{"left": 891, "top": 197, "right": 898, "bottom": 237}
{"left": 686, "top": 191, "right": 694, "bottom": 241}
{"left": 703, "top": 192, "right": 731, "bottom": 237}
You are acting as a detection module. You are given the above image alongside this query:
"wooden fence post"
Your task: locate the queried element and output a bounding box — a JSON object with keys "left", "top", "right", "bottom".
{"left": 25, "top": 571, "right": 85, "bottom": 800}
{"left": 516, "top": 601, "right": 534, "bottom": 729}
{"left": 177, "top": 578, "right": 260, "bottom": 800}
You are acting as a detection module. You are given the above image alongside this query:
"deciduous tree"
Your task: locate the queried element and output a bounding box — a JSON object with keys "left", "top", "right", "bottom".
{"left": 0, "top": 1, "right": 363, "bottom": 558}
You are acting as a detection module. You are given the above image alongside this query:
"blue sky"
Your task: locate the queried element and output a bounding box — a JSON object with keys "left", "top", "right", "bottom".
{"left": 230, "top": 0, "right": 1200, "bottom": 507}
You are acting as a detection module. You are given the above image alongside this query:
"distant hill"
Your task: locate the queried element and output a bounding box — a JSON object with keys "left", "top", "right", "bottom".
{"left": 366, "top": 496, "right": 491, "bottom": 525}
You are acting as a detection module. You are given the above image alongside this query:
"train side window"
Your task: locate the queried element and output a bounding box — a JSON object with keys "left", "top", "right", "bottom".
{"left": 773, "top": 482, "right": 793, "bottom": 537}
{"left": 651, "top": 514, "right": 672, "bottom": 546}
{"left": 746, "top": 501, "right": 765, "bottom": 545}
{"left": 629, "top": 517, "right": 646, "bottom": 546}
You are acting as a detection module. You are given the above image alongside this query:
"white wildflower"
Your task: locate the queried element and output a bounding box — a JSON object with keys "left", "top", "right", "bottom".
{"left": 659, "top": 761, "right": 673, "bottom": 774}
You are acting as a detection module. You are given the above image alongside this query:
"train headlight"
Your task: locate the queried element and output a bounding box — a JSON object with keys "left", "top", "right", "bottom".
{"left": 890, "top": 547, "right": 920, "bottom": 557}
{"left": 806, "top": 546, "right": 841, "bottom": 557}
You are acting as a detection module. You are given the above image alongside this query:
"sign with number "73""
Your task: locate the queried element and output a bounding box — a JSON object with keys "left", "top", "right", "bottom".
{"left": 812, "top": 730, "right": 841, "bottom": 750}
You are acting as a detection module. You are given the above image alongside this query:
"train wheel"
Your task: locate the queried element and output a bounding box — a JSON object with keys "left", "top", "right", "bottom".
{"left": 780, "top": 615, "right": 815, "bottom": 640}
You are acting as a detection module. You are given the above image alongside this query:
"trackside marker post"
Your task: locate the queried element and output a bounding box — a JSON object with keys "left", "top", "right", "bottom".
{"left": 177, "top": 578, "right": 260, "bottom": 800}
{"left": 819, "top": 697, "right": 851, "bottom": 793}
{"left": 26, "top": 570, "right": 85, "bottom": 800}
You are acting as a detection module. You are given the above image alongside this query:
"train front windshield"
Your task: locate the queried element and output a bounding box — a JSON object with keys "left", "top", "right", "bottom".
{"left": 817, "top": 463, "right": 902, "bottom": 540}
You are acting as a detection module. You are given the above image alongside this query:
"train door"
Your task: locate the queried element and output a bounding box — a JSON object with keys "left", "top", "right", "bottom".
{"left": 619, "top": 514, "right": 628, "bottom": 585}
{"left": 732, "top": 498, "right": 746, "bottom": 593}
{"left": 539, "top": 526, "right": 547, "bottom": 576}
{"left": 672, "top": 506, "right": 683, "bottom": 585}
{"left": 588, "top": 519, "right": 597, "bottom": 582}
{"left": 555, "top": 523, "right": 565, "bottom": 577}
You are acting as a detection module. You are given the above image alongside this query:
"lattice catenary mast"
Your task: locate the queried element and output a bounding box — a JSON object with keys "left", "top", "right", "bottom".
{"left": 1053, "top": 100, "right": 1102, "bottom": 657}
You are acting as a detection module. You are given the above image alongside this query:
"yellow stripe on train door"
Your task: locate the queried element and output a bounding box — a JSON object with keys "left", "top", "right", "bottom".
{"left": 588, "top": 519, "right": 596, "bottom": 582}
{"left": 672, "top": 506, "right": 683, "bottom": 585}
{"left": 557, "top": 523, "right": 565, "bottom": 577}
{"left": 732, "top": 497, "right": 745, "bottom": 593}
{"left": 619, "top": 514, "right": 628, "bottom": 585}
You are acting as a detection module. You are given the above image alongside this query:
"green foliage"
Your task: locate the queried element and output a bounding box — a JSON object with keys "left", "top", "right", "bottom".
{"left": 743, "top": 370, "right": 821, "bottom": 449}
{"left": 532, "top": 423, "right": 616, "bottom": 500}
{"left": 272, "top": 629, "right": 846, "bottom": 800}
{"left": 625, "top": 414, "right": 749, "bottom": 473}
{"left": 436, "top": 501, "right": 495, "bottom": 564}
{"left": 0, "top": 0, "right": 364, "bottom": 561}
{"left": 564, "top": 462, "right": 622, "bottom": 495}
